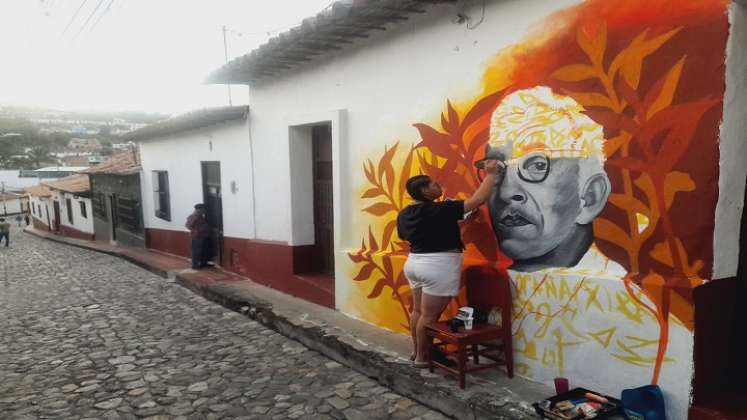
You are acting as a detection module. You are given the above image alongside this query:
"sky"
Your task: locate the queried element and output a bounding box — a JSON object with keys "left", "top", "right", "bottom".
{"left": 0, "top": 0, "right": 334, "bottom": 115}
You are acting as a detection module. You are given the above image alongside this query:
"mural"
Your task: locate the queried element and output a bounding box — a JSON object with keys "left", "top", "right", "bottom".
{"left": 345, "top": 0, "right": 728, "bottom": 414}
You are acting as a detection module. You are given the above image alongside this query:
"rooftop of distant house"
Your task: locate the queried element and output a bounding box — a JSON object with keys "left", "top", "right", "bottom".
{"left": 206, "top": 0, "right": 454, "bottom": 85}
{"left": 124, "top": 105, "right": 249, "bottom": 142}
{"left": 34, "top": 166, "right": 89, "bottom": 172}
{"left": 43, "top": 174, "right": 90, "bottom": 195}
{"left": 84, "top": 150, "right": 141, "bottom": 176}
{"left": 25, "top": 184, "right": 52, "bottom": 198}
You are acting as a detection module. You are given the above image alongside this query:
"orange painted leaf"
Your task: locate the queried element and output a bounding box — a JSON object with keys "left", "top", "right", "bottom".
{"left": 378, "top": 142, "right": 399, "bottom": 191}
{"left": 353, "top": 263, "right": 375, "bottom": 281}
{"left": 367, "top": 278, "right": 389, "bottom": 299}
{"left": 663, "top": 171, "right": 696, "bottom": 210}
{"left": 364, "top": 160, "right": 376, "bottom": 186}
{"left": 650, "top": 241, "right": 674, "bottom": 267}
{"left": 413, "top": 123, "right": 455, "bottom": 158}
{"left": 606, "top": 157, "right": 649, "bottom": 173}
{"left": 577, "top": 20, "right": 607, "bottom": 66}
{"left": 644, "top": 56, "right": 687, "bottom": 119}
{"left": 584, "top": 110, "right": 638, "bottom": 133}
{"left": 611, "top": 27, "right": 682, "bottom": 90}
{"left": 633, "top": 174, "right": 659, "bottom": 214}
{"left": 368, "top": 226, "right": 379, "bottom": 252}
{"left": 382, "top": 255, "right": 394, "bottom": 279}
{"left": 551, "top": 64, "right": 597, "bottom": 82}
{"left": 603, "top": 133, "right": 630, "bottom": 158}
{"left": 634, "top": 99, "right": 719, "bottom": 170}
{"left": 562, "top": 90, "right": 615, "bottom": 109}
{"left": 361, "top": 187, "right": 383, "bottom": 199}
{"left": 398, "top": 146, "right": 415, "bottom": 205}
{"left": 608, "top": 193, "right": 650, "bottom": 216}
{"left": 348, "top": 252, "right": 366, "bottom": 263}
{"left": 594, "top": 217, "right": 633, "bottom": 250}
{"left": 382, "top": 220, "right": 397, "bottom": 250}
{"left": 446, "top": 100, "right": 460, "bottom": 133}
{"left": 616, "top": 78, "right": 645, "bottom": 120}
{"left": 462, "top": 88, "right": 507, "bottom": 134}
{"left": 362, "top": 202, "right": 396, "bottom": 217}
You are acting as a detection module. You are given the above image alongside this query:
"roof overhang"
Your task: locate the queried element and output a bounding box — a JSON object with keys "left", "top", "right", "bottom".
{"left": 206, "top": 0, "right": 456, "bottom": 85}
{"left": 125, "top": 105, "right": 249, "bottom": 142}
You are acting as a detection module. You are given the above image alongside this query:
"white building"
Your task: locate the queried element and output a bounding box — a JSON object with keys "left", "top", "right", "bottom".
{"left": 42, "top": 175, "right": 94, "bottom": 240}
{"left": 0, "top": 191, "right": 28, "bottom": 216}
{"left": 27, "top": 184, "right": 53, "bottom": 231}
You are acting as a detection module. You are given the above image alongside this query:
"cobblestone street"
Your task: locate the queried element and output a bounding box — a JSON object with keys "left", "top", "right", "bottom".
{"left": 0, "top": 225, "right": 448, "bottom": 420}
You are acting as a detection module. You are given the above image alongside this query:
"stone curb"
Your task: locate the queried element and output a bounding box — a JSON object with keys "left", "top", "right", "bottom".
{"left": 25, "top": 228, "right": 539, "bottom": 420}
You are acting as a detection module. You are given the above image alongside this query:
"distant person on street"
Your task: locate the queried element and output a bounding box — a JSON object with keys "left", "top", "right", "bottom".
{"left": 185, "top": 203, "right": 211, "bottom": 269}
{"left": 0, "top": 218, "right": 10, "bottom": 247}
{"left": 24, "top": 214, "right": 30, "bottom": 226}
{"left": 15, "top": 214, "right": 22, "bottom": 227}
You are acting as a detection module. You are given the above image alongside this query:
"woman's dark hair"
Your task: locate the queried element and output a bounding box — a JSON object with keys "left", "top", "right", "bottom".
{"left": 405, "top": 175, "right": 431, "bottom": 202}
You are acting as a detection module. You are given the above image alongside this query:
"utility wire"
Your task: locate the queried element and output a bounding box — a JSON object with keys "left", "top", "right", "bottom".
{"left": 60, "top": 0, "right": 89, "bottom": 37}
{"left": 71, "top": 0, "right": 106, "bottom": 42}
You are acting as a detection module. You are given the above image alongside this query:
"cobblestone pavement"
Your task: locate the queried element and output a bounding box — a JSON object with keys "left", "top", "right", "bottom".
{"left": 0, "top": 225, "right": 448, "bottom": 420}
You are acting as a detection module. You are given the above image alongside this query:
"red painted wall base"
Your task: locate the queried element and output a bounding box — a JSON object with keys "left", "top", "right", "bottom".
{"left": 145, "top": 228, "right": 335, "bottom": 308}
{"left": 60, "top": 225, "right": 95, "bottom": 241}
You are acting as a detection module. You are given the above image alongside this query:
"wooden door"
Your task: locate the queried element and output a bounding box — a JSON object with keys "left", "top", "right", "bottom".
{"left": 53, "top": 201, "right": 61, "bottom": 233}
{"left": 201, "top": 162, "right": 223, "bottom": 265}
{"left": 312, "top": 125, "right": 334, "bottom": 276}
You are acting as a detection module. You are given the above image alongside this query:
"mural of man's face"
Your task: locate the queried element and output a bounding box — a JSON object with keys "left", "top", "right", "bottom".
{"left": 486, "top": 143, "right": 610, "bottom": 269}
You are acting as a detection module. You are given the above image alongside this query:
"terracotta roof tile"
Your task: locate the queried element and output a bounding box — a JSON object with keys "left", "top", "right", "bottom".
{"left": 25, "top": 184, "right": 52, "bottom": 198}
{"left": 85, "top": 150, "right": 141, "bottom": 175}
{"left": 43, "top": 174, "right": 90, "bottom": 194}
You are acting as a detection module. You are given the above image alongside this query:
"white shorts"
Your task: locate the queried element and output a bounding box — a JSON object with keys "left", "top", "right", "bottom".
{"left": 404, "top": 252, "right": 463, "bottom": 297}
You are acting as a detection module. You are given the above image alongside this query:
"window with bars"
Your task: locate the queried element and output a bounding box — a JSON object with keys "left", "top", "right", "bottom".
{"left": 79, "top": 201, "right": 87, "bottom": 219}
{"left": 66, "top": 198, "right": 74, "bottom": 225}
{"left": 153, "top": 171, "right": 171, "bottom": 221}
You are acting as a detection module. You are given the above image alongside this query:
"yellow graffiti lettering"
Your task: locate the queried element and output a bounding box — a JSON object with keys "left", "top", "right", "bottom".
{"left": 614, "top": 292, "right": 645, "bottom": 324}
{"left": 559, "top": 279, "right": 572, "bottom": 300}
{"left": 584, "top": 283, "right": 603, "bottom": 312}
{"left": 533, "top": 303, "right": 553, "bottom": 339}
{"left": 589, "top": 327, "right": 617, "bottom": 348}
{"left": 514, "top": 329, "right": 539, "bottom": 361}
{"left": 516, "top": 363, "right": 531, "bottom": 377}
{"left": 542, "top": 347, "right": 557, "bottom": 368}
{"left": 544, "top": 278, "right": 558, "bottom": 299}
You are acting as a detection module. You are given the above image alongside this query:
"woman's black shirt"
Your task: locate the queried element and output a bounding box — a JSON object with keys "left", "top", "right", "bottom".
{"left": 396, "top": 200, "right": 465, "bottom": 254}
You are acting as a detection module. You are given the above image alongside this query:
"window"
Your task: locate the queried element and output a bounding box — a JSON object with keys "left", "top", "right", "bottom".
{"left": 153, "top": 171, "right": 171, "bottom": 221}
{"left": 66, "top": 198, "right": 74, "bottom": 224}
{"left": 79, "top": 201, "right": 87, "bottom": 218}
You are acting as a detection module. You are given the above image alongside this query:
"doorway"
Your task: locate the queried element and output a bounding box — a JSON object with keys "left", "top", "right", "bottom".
{"left": 312, "top": 124, "right": 334, "bottom": 276}
{"left": 109, "top": 194, "right": 118, "bottom": 242}
{"left": 52, "top": 201, "right": 61, "bottom": 233}
{"left": 201, "top": 161, "right": 223, "bottom": 266}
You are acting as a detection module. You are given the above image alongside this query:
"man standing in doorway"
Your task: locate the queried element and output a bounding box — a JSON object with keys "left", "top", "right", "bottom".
{"left": 185, "top": 204, "right": 210, "bottom": 269}
{"left": 0, "top": 218, "right": 10, "bottom": 247}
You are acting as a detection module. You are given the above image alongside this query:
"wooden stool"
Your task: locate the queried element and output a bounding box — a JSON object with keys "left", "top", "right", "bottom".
{"left": 425, "top": 322, "right": 513, "bottom": 389}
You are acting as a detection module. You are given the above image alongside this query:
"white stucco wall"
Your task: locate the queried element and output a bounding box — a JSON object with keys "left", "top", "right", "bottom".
{"left": 30, "top": 196, "right": 52, "bottom": 227}
{"left": 714, "top": 1, "right": 747, "bottom": 279}
{"left": 248, "top": 0, "right": 580, "bottom": 248}
{"left": 53, "top": 190, "right": 94, "bottom": 235}
{"left": 0, "top": 197, "right": 23, "bottom": 215}
{"left": 138, "top": 118, "right": 253, "bottom": 238}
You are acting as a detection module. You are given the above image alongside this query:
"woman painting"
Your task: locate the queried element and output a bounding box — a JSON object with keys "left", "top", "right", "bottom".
{"left": 397, "top": 159, "right": 502, "bottom": 367}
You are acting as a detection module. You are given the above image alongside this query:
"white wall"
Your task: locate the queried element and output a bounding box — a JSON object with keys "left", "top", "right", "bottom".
{"left": 714, "top": 1, "right": 747, "bottom": 279}
{"left": 54, "top": 190, "right": 94, "bottom": 234}
{"left": 138, "top": 118, "right": 253, "bottom": 238}
{"left": 30, "top": 195, "right": 52, "bottom": 227}
{"left": 0, "top": 197, "right": 23, "bottom": 215}
{"left": 248, "top": 0, "right": 579, "bottom": 247}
